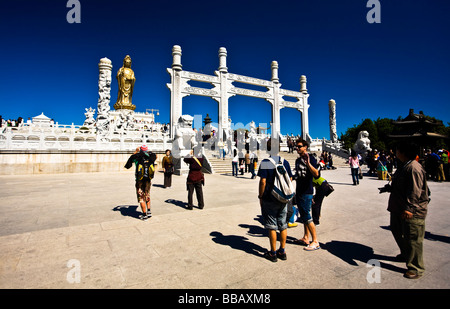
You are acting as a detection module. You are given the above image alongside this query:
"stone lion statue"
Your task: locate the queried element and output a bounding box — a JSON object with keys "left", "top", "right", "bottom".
{"left": 173, "top": 115, "right": 196, "bottom": 150}
{"left": 353, "top": 130, "right": 371, "bottom": 156}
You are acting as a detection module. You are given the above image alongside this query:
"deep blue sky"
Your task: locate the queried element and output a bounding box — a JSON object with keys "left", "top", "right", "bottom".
{"left": 1, "top": 0, "right": 449, "bottom": 139}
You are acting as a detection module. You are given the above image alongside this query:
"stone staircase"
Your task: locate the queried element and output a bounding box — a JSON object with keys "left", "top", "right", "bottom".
{"left": 205, "top": 149, "right": 348, "bottom": 175}
{"left": 207, "top": 156, "right": 233, "bottom": 174}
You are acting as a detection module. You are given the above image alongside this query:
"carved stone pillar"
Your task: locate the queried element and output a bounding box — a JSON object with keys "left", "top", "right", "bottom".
{"left": 271, "top": 61, "right": 281, "bottom": 140}
{"left": 271, "top": 61, "right": 279, "bottom": 83}
{"left": 218, "top": 47, "right": 228, "bottom": 143}
{"left": 300, "top": 75, "right": 308, "bottom": 94}
{"left": 169, "top": 45, "right": 183, "bottom": 139}
{"left": 97, "top": 57, "right": 112, "bottom": 137}
{"left": 329, "top": 99, "right": 338, "bottom": 143}
{"left": 300, "top": 76, "right": 310, "bottom": 142}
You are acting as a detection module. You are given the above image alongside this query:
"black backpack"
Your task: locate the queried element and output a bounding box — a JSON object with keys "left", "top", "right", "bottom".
{"left": 136, "top": 152, "right": 156, "bottom": 180}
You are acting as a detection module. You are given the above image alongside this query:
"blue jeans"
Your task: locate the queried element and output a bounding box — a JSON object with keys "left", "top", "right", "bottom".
{"left": 232, "top": 162, "right": 238, "bottom": 176}
{"left": 351, "top": 167, "right": 359, "bottom": 184}
{"left": 297, "top": 194, "right": 313, "bottom": 224}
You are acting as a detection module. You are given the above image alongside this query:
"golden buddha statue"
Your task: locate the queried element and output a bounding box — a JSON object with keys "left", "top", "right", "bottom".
{"left": 114, "top": 55, "right": 136, "bottom": 110}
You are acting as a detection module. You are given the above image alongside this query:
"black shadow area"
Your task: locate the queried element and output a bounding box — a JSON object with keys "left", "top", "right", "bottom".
{"left": 323, "top": 240, "right": 405, "bottom": 274}
{"left": 165, "top": 199, "right": 188, "bottom": 209}
{"left": 113, "top": 205, "right": 141, "bottom": 219}
{"left": 210, "top": 231, "right": 266, "bottom": 258}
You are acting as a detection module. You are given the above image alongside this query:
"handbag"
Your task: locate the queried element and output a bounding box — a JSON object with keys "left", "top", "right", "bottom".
{"left": 324, "top": 182, "right": 334, "bottom": 196}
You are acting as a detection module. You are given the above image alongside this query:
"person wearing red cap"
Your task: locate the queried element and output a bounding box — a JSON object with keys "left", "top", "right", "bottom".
{"left": 125, "top": 145, "right": 156, "bottom": 220}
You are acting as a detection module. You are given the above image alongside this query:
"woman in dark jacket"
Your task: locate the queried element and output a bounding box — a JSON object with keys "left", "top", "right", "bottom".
{"left": 183, "top": 149, "right": 205, "bottom": 210}
{"left": 162, "top": 149, "right": 174, "bottom": 188}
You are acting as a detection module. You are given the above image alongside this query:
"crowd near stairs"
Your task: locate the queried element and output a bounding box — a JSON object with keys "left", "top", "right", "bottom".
{"left": 205, "top": 149, "right": 349, "bottom": 175}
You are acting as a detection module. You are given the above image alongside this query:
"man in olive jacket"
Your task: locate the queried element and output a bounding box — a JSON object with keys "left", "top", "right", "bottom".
{"left": 385, "top": 141, "right": 430, "bottom": 279}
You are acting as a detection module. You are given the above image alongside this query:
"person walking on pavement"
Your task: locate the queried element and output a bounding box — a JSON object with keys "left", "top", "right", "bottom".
{"left": 245, "top": 150, "right": 251, "bottom": 173}
{"left": 184, "top": 148, "right": 205, "bottom": 210}
{"left": 257, "top": 137, "right": 293, "bottom": 262}
{"left": 381, "top": 141, "right": 430, "bottom": 279}
{"left": 349, "top": 149, "right": 360, "bottom": 185}
{"left": 124, "top": 145, "right": 157, "bottom": 220}
{"left": 249, "top": 150, "right": 257, "bottom": 179}
{"left": 232, "top": 150, "right": 239, "bottom": 177}
{"left": 293, "top": 138, "right": 321, "bottom": 251}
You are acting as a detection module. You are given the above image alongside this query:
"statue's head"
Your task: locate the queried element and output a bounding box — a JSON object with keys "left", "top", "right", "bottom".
{"left": 358, "top": 130, "right": 369, "bottom": 139}
{"left": 178, "top": 115, "right": 194, "bottom": 128}
{"left": 123, "top": 55, "right": 132, "bottom": 68}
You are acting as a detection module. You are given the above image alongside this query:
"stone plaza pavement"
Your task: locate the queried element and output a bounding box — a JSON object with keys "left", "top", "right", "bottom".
{"left": 0, "top": 162, "right": 449, "bottom": 289}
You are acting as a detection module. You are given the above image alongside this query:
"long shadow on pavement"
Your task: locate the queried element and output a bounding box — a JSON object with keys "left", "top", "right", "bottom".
{"left": 113, "top": 205, "right": 141, "bottom": 219}
{"left": 323, "top": 240, "right": 405, "bottom": 274}
{"left": 165, "top": 199, "right": 189, "bottom": 209}
{"left": 210, "top": 231, "right": 266, "bottom": 258}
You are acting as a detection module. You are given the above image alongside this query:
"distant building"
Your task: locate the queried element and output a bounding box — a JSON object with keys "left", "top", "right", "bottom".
{"left": 32, "top": 113, "right": 52, "bottom": 126}
{"left": 389, "top": 108, "right": 448, "bottom": 157}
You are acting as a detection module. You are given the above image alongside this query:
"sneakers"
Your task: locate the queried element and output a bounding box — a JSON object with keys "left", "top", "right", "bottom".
{"left": 139, "top": 210, "right": 152, "bottom": 221}
{"left": 276, "top": 249, "right": 287, "bottom": 260}
{"left": 264, "top": 249, "right": 287, "bottom": 262}
{"left": 263, "top": 251, "right": 277, "bottom": 262}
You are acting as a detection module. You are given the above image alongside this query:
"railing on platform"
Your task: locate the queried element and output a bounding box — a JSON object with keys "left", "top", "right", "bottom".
{"left": 322, "top": 139, "right": 350, "bottom": 158}
{"left": 0, "top": 123, "right": 170, "bottom": 151}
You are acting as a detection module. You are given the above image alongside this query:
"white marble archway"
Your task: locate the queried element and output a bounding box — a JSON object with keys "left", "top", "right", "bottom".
{"left": 166, "top": 45, "right": 311, "bottom": 142}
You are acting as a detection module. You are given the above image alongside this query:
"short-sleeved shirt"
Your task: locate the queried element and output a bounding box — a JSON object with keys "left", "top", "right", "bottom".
{"left": 294, "top": 154, "right": 318, "bottom": 195}
{"left": 257, "top": 155, "right": 293, "bottom": 204}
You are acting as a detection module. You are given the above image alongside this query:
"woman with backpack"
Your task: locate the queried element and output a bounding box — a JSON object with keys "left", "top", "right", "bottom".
{"left": 124, "top": 145, "right": 157, "bottom": 220}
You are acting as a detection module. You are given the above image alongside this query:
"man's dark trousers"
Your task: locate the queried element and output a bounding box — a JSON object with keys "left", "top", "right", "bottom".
{"left": 187, "top": 182, "right": 204, "bottom": 208}
{"left": 390, "top": 212, "right": 425, "bottom": 275}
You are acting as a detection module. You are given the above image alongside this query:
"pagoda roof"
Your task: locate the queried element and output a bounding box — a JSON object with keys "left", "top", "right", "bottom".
{"left": 32, "top": 112, "right": 51, "bottom": 120}
{"left": 393, "top": 109, "right": 443, "bottom": 126}
{"left": 389, "top": 132, "right": 448, "bottom": 139}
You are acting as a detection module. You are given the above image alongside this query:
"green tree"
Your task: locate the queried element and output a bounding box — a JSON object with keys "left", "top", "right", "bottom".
{"left": 339, "top": 115, "right": 450, "bottom": 152}
{"left": 375, "top": 118, "right": 395, "bottom": 150}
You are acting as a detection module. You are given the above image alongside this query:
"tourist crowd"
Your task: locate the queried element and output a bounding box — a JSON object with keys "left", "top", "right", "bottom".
{"left": 110, "top": 131, "right": 442, "bottom": 281}
{"left": 362, "top": 147, "right": 449, "bottom": 182}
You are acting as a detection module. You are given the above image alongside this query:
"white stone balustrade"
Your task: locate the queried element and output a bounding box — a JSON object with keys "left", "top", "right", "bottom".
{"left": 0, "top": 123, "right": 170, "bottom": 151}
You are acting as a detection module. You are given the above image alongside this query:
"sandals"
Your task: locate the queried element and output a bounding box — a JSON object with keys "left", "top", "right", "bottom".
{"left": 304, "top": 243, "right": 321, "bottom": 251}
{"left": 294, "top": 238, "right": 321, "bottom": 251}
